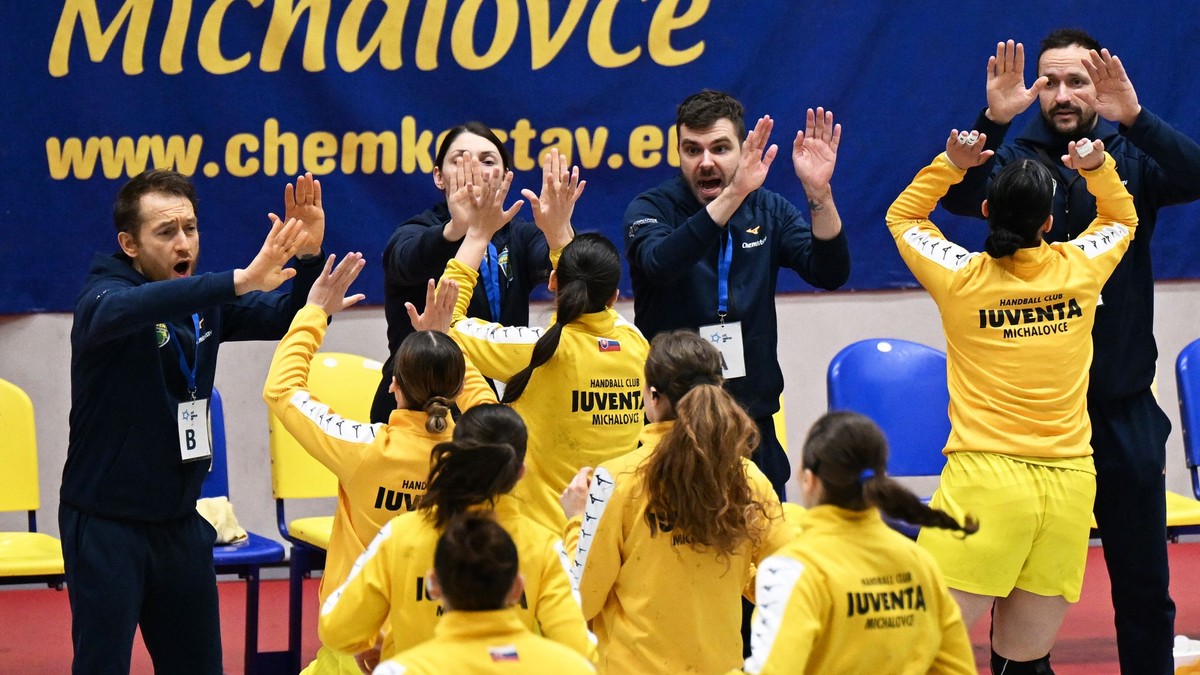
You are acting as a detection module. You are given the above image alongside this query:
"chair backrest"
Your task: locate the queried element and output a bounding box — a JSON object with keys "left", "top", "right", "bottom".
{"left": 268, "top": 352, "right": 382, "bottom": 500}
{"left": 1176, "top": 338, "right": 1200, "bottom": 498}
{"left": 827, "top": 339, "right": 950, "bottom": 478}
{"left": 201, "top": 388, "right": 230, "bottom": 499}
{"left": 0, "top": 378, "right": 39, "bottom": 518}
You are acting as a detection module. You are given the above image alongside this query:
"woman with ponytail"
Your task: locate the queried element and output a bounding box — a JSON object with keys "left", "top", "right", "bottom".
{"left": 317, "top": 404, "right": 594, "bottom": 669}
{"left": 741, "top": 411, "right": 976, "bottom": 674}
{"left": 264, "top": 260, "right": 497, "bottom": 675}
{"left": 885, "top": 130, "right": 1138, "bottom": 672}
{"left": 559, "top": 330, "right": 791, "bottom": 674}
{"left": 433, "top": 152, "right": 649, "bottom": 532}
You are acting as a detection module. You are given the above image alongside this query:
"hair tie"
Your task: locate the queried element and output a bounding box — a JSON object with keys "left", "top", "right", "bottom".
{"left": 859, "top": 468, "right": 876, "bottom": 484}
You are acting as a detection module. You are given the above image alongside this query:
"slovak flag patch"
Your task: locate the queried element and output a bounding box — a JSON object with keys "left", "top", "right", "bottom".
{"left": 597, "top": 338, "right": 621, "bottom": 352}
{"left": 488, "top": 645, "right": 520, "bottom": 662}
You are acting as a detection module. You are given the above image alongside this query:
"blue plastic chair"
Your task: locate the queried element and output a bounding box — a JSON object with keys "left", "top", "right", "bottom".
{"left": 204, "top": 389, "right": 287, "bottom": 675}
{"left": 827, "top": 338, "right": 951, "bottom": 537}
{"left": 1170, "top": 340, "right": 1200, "bottom": 540}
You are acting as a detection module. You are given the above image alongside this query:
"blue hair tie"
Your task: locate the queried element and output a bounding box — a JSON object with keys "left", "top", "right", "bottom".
{"left": 859, "top": 468, "right": 876, "bottom": 484}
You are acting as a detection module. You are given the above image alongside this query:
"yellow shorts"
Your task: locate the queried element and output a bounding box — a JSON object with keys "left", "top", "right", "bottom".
{"left": 917, "top": 451, "right": 1096, "bottom": 603}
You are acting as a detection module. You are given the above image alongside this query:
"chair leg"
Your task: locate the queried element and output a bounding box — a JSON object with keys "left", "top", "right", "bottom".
{"left": 288, "top": 553, "right": 305, "bottom": 675}
{"left": 244, "top": 567, "right": 261, "bottom": 675}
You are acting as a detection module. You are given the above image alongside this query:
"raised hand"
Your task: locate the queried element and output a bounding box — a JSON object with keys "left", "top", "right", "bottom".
{"left": 274, "top": 172, "right": 324, "bottom": 257}
{"left": 1078, "top": 49, "right": 1141, "bottom": 127}
{"left": 985, "top": 40, "right": 1047, "bottom": 124}
{"left": 464, "top": 154, "right": 524, "bottom": 241}
{"left": 792, "top": 107, "right": 841, "bottom": 193}
{"left": 944, "top": 129, "right": 996, "bottom": 169}
{"left": 234, "top": 216, "right": 309, "bottom": 295}
{"left": 730, "top": 115, "right": 778, "bottom": 198}
{"left": 406, "top": 278, "right": 460, "bottom": 333}
{"left": 307, "top": 252, "right": 366, "bottom": 316}
{"left": 442, "top": 155, "right": 472, "bottom": 242}
{"left": 1061, "top": 138, "right": 1106, "bottom": 172}
{"left": 521, "top": 148, "right": 584, "bottom": 250}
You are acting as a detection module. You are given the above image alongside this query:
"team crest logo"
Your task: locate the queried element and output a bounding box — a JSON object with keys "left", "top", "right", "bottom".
{"left": 155, "top": 323, "right": 170, "bottom": 348}
{"left": 498, "top": 245, "right": 511, "bottom": 280}
{"left": 597, "top": 338, "right": 621, "bottom": 352}
{"left": 747, "top": 225, "right": 761, "bottom": 235}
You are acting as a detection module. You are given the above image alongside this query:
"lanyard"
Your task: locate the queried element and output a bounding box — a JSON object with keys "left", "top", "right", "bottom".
{"left": 166, "top": 313, "right": 201, "bottom": 399}
{"left": 717, "top": 234, "right": 732, "bottom": 323}
{"left": 480, "top": 241, "right": 502, "bottom": 320}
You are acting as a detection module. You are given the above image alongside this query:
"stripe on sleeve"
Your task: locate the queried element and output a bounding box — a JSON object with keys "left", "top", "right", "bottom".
{"left": 454, "top": 318, "right": 543, "bottom": 345}
{"left": 569, "top": 467, "right": 616, "bottom": 591}
{"left": 743, "top": 555, "right": 805, "bottom": 674}
{"left": 287, "top": 391, "right": 380, "bottom": 445}
{"left": 901, "top": 226, "right": 978, "bottom": 271}
{"left": 1068, "top": 223, "right": 1131, "bottom": 259}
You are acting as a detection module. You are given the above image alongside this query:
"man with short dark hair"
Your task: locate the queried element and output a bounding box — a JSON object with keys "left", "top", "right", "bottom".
{"left": 941, "top": 30, "right": 1200, "bottom": 674}
{"left": 625, "top": 90, "right": 851, "bottom": 498}
{"left": 60, "top": 168, "right": 327, "bottom": 674}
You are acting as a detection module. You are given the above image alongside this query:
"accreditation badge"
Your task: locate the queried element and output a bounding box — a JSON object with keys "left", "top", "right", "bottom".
{"left": 697, "top": 321, "right": 746, "bottom": 379}
{"left": 178, "top": 398, "right": 212, "bottom": 463}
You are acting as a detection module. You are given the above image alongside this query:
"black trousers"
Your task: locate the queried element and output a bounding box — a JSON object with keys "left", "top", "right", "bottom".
{"left": 1090, "top": 390, "right": 1176, "bottom": 675}
{"left": 751, "top": 414, "right": 790, "bottom": 501}
{"left": 60, "top": 504, "right": 222, "bottom": 675}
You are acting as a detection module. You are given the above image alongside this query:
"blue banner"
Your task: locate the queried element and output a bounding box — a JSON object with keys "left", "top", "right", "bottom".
{"left": 4, "top": 1, "right": 1198, "bottom": 313}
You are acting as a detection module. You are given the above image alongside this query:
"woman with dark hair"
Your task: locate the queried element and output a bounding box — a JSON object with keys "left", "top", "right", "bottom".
{"left": 264, "top": 257, "right": 498, "bottom": 675}
{"left": 885, "top": 131, "right": 1137, "bottom": 673}
{"left": 435, "top": 160, "right": 649, "bottom": 531}
{"left": 372, "top": 513, "right": 595, "bottom": 675}
{"left": 741, "top": 411, "right": 976, "bottom": 674}
{"left": 317, "top": 404, "right": 593, "bottom": 669}
{"left": 371, "top": 122, "right": 581, "bottom": 423}
{"left": 559, "top": 330, "right": 790, "bottom": 674}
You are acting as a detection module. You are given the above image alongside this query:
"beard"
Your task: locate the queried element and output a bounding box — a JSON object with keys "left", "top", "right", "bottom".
{"left": 1042, "top": 103, "right": 1099, "bottom": 139}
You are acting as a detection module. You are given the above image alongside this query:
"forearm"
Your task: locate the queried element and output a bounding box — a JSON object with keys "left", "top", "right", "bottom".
{"left": 888, "top": 154, "right": 965, "bottom": 229}
{"left": 389, "top": 225, "right": 459, "bottom": 286}
{"left": 803, "top": 187, "right": 841, "bottom": 241}
{"left": 77, "top": 272, "right": 235, "bottom": 348}
{"left": 1122, "top": 107, "right": 1200, "bottom": 203}
{"left": 1081, "top": 153, "right": 1137, "bottom": 235}
{"left": 263, "top": 304, "right": 326, "bottom": 406}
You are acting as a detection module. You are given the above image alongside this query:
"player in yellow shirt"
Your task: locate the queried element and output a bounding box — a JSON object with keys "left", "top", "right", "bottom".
{"left": 435, "top": 153, "right": 649, "bottom": 532}
{"left": 887, "top": 130, "right": 1137, "bottom": 674}
{"left": 560, "top": 330, "right": 792, "bottom": 674}
{"left": 316, "top": 403, "right": 593, "bottom": 669}
{"left": 741, "top": 411, "right": 977, "bottom": 674}
{"left": 264, "top": 255, "right": 497, "bottom": 675}
{"left": 373, "top": 513, "right": 595, "bottom": 675}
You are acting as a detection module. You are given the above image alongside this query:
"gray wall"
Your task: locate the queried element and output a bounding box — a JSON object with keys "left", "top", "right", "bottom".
{"left": 3, "top": 283, "right": 1198, "bottom": 542}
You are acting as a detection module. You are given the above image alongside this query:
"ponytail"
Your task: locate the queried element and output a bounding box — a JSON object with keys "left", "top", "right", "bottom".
{"left": 641, "top": 384, "right": 769, "bottom": 559}
{"left": 502, "top": 279, "right": 589, "bottom": 403}
{"left": 418, "top": 440, "right": 524, "bottom": 529}
{"left": 863, "top": 474, "right": 979, "bottom": 534}
{"left": 423, "top": 396, "right": 452, "bottom": 434}
{"left": 984, "top": 228, "right": 1024, "bottom": 258}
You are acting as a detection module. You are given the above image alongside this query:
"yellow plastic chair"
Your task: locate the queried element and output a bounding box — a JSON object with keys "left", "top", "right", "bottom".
{"left": 268, "top": 351, "right": 382, "bottom": 672}
{"left": 0, "top": 378, "right": 64, "bottom": 588}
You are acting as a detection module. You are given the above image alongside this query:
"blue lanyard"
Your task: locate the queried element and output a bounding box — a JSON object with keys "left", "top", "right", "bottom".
{"left": 479, "top": 242, "right": 501, "bottom": 321}
{"left": 166, "top": 314, "right": 201, "bottom": 399}
{"left": 717, "top": 234, "right": 732, "bottom": 322}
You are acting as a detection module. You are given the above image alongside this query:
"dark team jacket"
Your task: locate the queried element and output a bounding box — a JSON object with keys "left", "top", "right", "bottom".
{"left": 624, "top": 176, "right": 851, "bottom": 419}
{"left": 374, "top": 203, "right": 550, "bottom": 419}
{"left": 941, "top": 108, "right": 1200, "bottom": 404}
{"left": 62, "top": 252, "right": 322, "bottom": 522}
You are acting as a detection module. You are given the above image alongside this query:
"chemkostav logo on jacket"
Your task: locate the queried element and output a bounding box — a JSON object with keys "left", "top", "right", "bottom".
{"left": 978, "top": 293, "right": 1083, "bottom": 339}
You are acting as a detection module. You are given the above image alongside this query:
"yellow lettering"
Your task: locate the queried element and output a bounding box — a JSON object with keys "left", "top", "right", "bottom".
{"left": 342, "top": 131, "right": 398, "bottom": 174}
{"left": 336, "top": 0, "right": 406, "bottom": 72}
{"left": 49, "top": 0, "right": 153, "bottom": 77}
{"left": 628, "top": 125, "right": 663, "bottom": 168}
{"left": 160, "top": 0, "right": 192, "bottom": 74}
{"left": 226, "top": 133, "right": 261, "bottom": 177}
{"left": 648, "top": 0, "right": 707, "bottom": 66}
{"left": 401, "top": 116, "right": 434, "bottom": 174}
{"left": 509, "top": 119, "right": 537, "bottom": 171}
{"left": 587, "top": 0, "right": 639, "bottom": 68}
{"left": 415, "top": 0, "right": 448, "bottom": 71}
{"left": 303, "top": 131, "right": 338, "bottom": 174}
{"left": 451, "top": 0, "right": 518, "bottom": 70}
{"left": 526, "top": 0, "right": 586, "bottom": 69}
{"left": 199, "top": 0, "right": 261, "bottom": 74}
{"left": 667, "top": 123, "right": 679, "bottom": 167}
{"left": 263, "top": 118, "right": 299, "bottom": 176}
{"left": 261, "top": 0, "right": 330, "bottom": 72}
{"left": 539, "top": 127, "right": 574, "bottom": 166}
{"left": 574, "top": 127, "right": 608, "bottom": 169}
{"left": 45, "top": 137, "right": 100, "bottom": 180}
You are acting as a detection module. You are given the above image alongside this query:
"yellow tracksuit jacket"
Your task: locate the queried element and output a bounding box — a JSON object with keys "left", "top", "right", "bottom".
{"left": 443, "top": 258, "right": 650, "bottom": 532}
{"left": 263, "top": 303, "right": 496, "bottom": 610}
{"left": 372, "top": 608, "right": 595, "bottom": 675}
{"left": 886, "top": 153, "right": 1137, "bottom": 460}
{"left": 317, "top": 496, "right": 594, "bottom": 662}
{"left": 740, "top": 505, "right": 975, "bottom": 675}
{"left": 565, "top": 422, "right": 794, "bottom": 674}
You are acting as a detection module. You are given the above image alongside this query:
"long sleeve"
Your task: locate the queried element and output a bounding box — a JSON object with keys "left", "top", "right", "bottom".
{"left": 886, "top": 153, "right": 977, "bottom": 303}
{"left": 775, "top": 202, "right": 851, "bottom": 291}
{"left": 73, "top": 270, "right": 235, "bottom": 351}
{"left": 221, "top": 252, "right": 325, "bottom": 342}
{"left": 443, "top": 259, "right": 541, "bottom": 383}
{"left": 385, "top": 209, "right": 460, "bottom": 287}
{"left": 625, "top": 194, "right": 726, "bottom": 285}
{"left": 571, "top": 466, "right": 623, "bottom": 620}
{"left": 742, "top": 554, "right": 826, "bottom": 675}
{"left": 1121, "top": 107, "right": 1200, "bottom": 208}
{"left": 318, "top": 520, "right": 398, "bottom": 654}
{"left": 455, "top": 352, "right": 500, "bottom": 411}
{"left": 1066, "top": 152, "right": 1139, "bottom": 284}
{"left": 262, "top": 304, "right": 379, "bottom": 483}
{"left": 534, "top": 536, "right": 597, "bottom": 662}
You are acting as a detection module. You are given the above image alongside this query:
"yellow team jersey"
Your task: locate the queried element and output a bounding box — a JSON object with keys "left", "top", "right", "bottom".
{"left": 443, "top": 258, "right": 650, "bottom": 532}
{"left": 565, "top": 422, "right": 794, "bottom": 674}
{"left": 740, "top": 505, "right": 975, "bottom": 675}
{"left": 885, "top": 153, "right": 1137, "bottom": 460}
{"left": 373, "top": 609, "right": 595, "bottom": 675}
{"left": 263, "top": 304, "right": 497, "bottom": 608}
{"left": 317, "top": 496, "right": 594, "bottom": 663}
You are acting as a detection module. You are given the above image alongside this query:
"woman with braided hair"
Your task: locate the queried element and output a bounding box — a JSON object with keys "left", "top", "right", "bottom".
{"left": 741, "top": 411, "right": 977, "bottom": 674}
